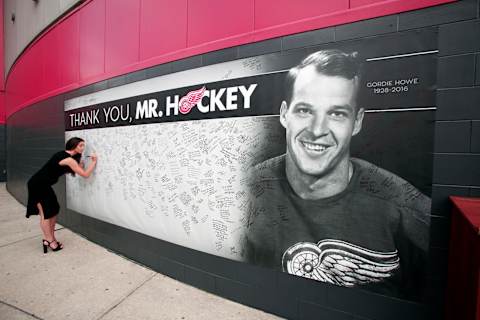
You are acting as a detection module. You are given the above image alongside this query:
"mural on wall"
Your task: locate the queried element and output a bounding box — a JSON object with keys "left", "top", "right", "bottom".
{"left": 65, "top": 29, "right": 436, "bottom": 301}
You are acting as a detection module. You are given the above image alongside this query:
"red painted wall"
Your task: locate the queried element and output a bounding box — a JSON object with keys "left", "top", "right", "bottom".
{"left": 3, "top": 0, "right": 456, "bottom": 120}
{"left": 0, "top": 0, "right": 4, "bottom": 90}
{"left": 1, "top": 0, "right": 5, "bottom": 124}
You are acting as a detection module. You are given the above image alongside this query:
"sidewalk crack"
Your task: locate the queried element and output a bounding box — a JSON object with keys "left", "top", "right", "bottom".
{"left": 0, "top": 300, "right": 45, "bottom": 320}
{"left": 96, "top": 272, "right": 157, "bottom": 320}
{"left": 0, "top": 227, "right": 65, "bottom": 249}
{"left": 0, "top": 234, "right": 44, "bottom": 249}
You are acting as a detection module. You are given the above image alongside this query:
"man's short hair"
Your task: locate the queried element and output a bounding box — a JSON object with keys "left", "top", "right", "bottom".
{"left": 284, "top": 49, "right": 362, "bottom": 106}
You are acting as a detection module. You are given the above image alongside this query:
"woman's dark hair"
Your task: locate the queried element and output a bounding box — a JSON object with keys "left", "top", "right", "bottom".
{"left": 66, "top": 137, "right": 84, "bottom": 175}
{"left": 65, "top": 137, "right": 84, "bottom": 151}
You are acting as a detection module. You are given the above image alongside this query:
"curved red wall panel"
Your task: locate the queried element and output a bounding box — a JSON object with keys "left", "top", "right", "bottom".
{"left": 254, "top": 0, "right": 349, "bottom": 30}
{"left": 105, "top": 0, "right": 140, "bottom": 72}
{"left": 79, "top": 0, "right": 105, "bottom": 81}
{"left": 140, "top": 0, "right": 187, "bottom": 61}
{"left": 3, "top": 0, "right": 456, "bottom": 122}
{"left": 187, "top": 0, "right": 254, "bottom": 46}
{"left": 0, "top": 0, "right": 4, "bottom": 124}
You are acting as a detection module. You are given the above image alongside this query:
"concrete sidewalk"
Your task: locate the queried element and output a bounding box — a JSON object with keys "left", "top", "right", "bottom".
{"left": 0, "top": 183, "right": 282, "bottom": 320}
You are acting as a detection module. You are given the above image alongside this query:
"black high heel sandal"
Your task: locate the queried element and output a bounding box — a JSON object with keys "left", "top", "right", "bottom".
{"left": 42, "top": 239, "right": 63, "bottom": 253}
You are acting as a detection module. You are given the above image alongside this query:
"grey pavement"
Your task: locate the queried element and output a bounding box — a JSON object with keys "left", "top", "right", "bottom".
{"left": 0, "top": 183, "right": 282, "bottom": 320}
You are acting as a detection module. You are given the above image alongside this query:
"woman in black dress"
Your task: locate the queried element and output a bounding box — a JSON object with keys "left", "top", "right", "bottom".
{"left": 26, "top": 137, "right": 97, "bottom": 253}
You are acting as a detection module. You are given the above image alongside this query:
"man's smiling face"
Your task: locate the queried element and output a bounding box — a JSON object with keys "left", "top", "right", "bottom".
{"left": 280, "top": 65, "right": 364, "bottom": 179}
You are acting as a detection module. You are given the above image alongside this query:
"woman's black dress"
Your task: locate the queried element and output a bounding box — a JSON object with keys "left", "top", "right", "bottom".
{"left": 26, "top": 151, "right": 75, "bottom": 219}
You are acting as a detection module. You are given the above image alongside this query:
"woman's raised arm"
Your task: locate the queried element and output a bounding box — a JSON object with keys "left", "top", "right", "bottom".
{"left": 59, "top": 154, "right": 97, "bottom": 178}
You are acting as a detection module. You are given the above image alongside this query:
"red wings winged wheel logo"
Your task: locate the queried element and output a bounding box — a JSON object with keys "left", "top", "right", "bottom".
{"left": 178, "top": 86, "right": 206, "bottom": 115}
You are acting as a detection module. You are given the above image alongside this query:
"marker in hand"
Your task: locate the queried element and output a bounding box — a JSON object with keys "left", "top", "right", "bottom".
{"left": 85, "top": 152, "right": 97, "bottom": 161}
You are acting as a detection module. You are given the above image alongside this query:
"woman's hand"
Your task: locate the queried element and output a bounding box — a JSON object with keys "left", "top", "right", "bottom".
{"left": 60, "top": 152, "right": 98, "bottom": 178}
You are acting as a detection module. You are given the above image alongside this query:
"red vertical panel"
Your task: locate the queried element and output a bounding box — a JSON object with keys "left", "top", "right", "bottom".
{"left": 5, "top": 72, "right": 17, "bottom": 117}
{"left": 41, "top": 29, "right": 61, "bottom": 94}
{"left": 140, "top": 0, "right": 187, "bottom": 60}
{"left": 350, "top": 0, "right": 386, "bottom": 8}
{"left": 23, "top": 45, "right": 44, "bottom": 102}
{"left": 446, "top": 198, "right": 480, "bottom": 320}
{"left": 0, "top": 0, "right": 4, "bottom": 92}
{"left": 13, "top": 67, "right": 26, "bottom": 114}
{"left": 58, "top": 14, "right": 80, "bottom": 87}
{"left": 6, "top": 44, "right": 42, "bottom": 115}
{"left": 17, "top": 51, "right": 31, "bottom": 105}
{"left": 105, "top": 0, "right": 140, "bottom": 72}
{"left": 79, "top": 0, "right": 106, "bottom": 81}
{"left": 187, "top": 0, "right": 254, "bottom": 47}
{"left": 0, "top": 0, "right": 5, "bottom": 123}
{"left": 255, "top": 0, "right": 349, "bottom": 30}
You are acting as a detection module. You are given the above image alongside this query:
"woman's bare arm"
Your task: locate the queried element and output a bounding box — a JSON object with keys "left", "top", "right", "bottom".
{"left": 59, "top": 154, "right": 97, "bottom": 178}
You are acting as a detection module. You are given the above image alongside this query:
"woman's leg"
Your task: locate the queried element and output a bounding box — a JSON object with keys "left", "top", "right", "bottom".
{"left": 37, "top": 203, "right": 61, "bottom": 249}
{"left": 50, "top": 215, "right": 57, "bottom": 239}
{"left": 37, "top": 203, "right": 54, "bottom": 242}
{"left": 49, "top": 215, "right": 63, "bottom": 247}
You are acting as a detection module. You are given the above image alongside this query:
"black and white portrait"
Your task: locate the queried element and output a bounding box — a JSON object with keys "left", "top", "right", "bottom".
{"left": 244, "top": 48, "right": 433, "bottom": 301}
